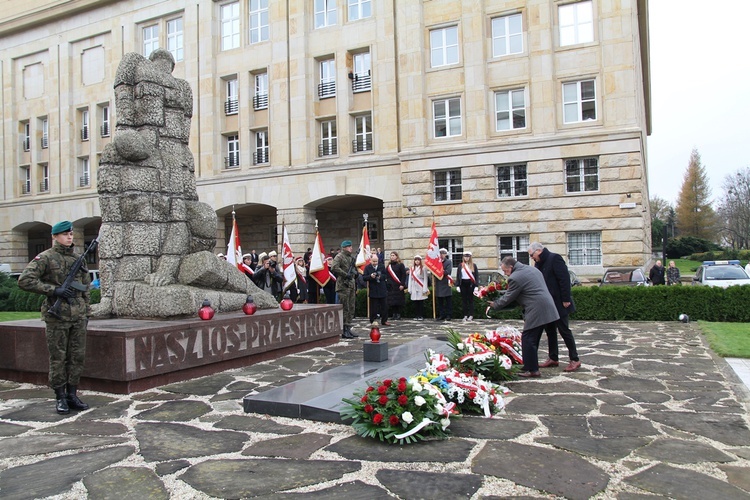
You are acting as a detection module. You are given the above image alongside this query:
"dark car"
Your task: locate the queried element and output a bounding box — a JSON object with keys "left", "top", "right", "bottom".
{"left": 598, "top": 267, "right": 649, "bottom": 287}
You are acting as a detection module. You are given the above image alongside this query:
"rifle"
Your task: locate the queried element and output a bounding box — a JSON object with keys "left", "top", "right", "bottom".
{"left": 48, "top": 238, "right": 99, "bottom": 320}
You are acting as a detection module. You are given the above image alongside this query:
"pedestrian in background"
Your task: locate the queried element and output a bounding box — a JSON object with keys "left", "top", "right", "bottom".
{"left": 649, "top": 260, "right": 665, "bottom": 285}
{"left": 666, "top": 260, "right": 681, "bottom": 286}
{"left": 407, "top": 255, "right": 430, "bottom": 321}
{"left": 457, "top": 250, "right": 478, "bottom": 322}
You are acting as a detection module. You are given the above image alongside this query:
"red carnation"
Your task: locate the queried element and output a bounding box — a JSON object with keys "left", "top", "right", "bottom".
{"left": 373, "top": 413, "right": 384, "bottom": 424}
{"left": 364, "top": 404, "right": 374, "bottom": 413}
{"left": 469, "top": 391, "right": 477, "bottom": 399}
{"left": 398, "top": 395, "right": 408, "bottom": 405}
{"left": 399, "top": 377, "right": 407, "bottom": 383}
{"left": 397, "top": 382, "right": 407, "bottom": 392}
{"left": 378, "top": 385, "right": 388, "bottom": 394}
{"left": 389, "top": 415, "right": 400, "bottom": 426}
{"left": 360, "top": 395, "right": 368, "bottom": 403}
{"left": 382, "top": 379, "right": 393, "bottom": 387}
{"left": 366, "top": 386, "right": 374, "bottom": 393}
{"left": 379, "top": 395, "right": 389, "bottom": 405}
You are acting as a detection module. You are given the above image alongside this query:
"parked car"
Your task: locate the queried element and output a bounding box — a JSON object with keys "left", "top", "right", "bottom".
{"left": 598, "top": 267, "right": 649, "bottom": 287}
{"left": 692, "top": 260, "right": 750, "bottom": 288}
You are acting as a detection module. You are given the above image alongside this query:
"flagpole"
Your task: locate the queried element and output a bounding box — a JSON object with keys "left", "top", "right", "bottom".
{"left": 364, "top": 214, "right": 370, "bottom": 320}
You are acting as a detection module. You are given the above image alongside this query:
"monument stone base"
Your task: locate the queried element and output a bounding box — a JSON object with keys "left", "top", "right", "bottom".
{"left": 0, "top": 304, "right": 342, "bottom": 394}
{"left": 363, "top": 341, "right": 389, "bottom": 362}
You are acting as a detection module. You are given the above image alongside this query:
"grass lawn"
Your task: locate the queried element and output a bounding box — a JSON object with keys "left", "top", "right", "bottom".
{"left": 0, "top": 312, "right": 40, "bottom": 322}
{"left": 700, "top": 321, "right": 750, "bottom": 358}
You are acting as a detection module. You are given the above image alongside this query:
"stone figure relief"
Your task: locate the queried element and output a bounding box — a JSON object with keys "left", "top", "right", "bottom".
{"left": 93, "top": 49, "right": 276, "bottom": 318}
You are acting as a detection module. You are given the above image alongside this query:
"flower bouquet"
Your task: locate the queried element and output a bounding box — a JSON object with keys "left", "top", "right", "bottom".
{"left": 446, "top": 328, "right": 521, "bottom": 382}
{"left": 420, "top": 350, "right": 508, "bottom": 417}
{"left": 340, "top": 376, "right": 457, "bottom": 444}
{"left": 473, "top": 277, "right": 508, "bottom": 300}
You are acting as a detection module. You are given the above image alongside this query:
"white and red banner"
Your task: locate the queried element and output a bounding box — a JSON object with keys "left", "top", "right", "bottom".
{"left": 355, "top": 221, "right": 371, "bottom": 273}
{"left": 424, "top": 222, "right": 444, "bottom": 279}
{"left": 310, "top": 230, "right": 331, "bottom": 286}
{"left": 226, "top": 212, "right": 243, "bottom": 272}
{"left": 281, "top": 224, "right": 296, "bottom": 292}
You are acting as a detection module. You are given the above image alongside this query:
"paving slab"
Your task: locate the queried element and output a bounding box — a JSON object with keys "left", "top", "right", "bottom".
{"left": 0, "top": 421, "right": 31, "bottom": 436}
{"left": 449, "top": 415, "right": 537, "bottom": 439}
{"left": 327, "top": 434, "right": 476, "bottom": 463}
{"left": 0, "top": 434, "right": 128, "bottom": 459}
{"left": 264, "top": 480, "right": 392, "bottom": 499}
{"left": 159, "top": 373, "right": 236, "bottom": 396}
{"left": 624, "top": 463, "right": 749, "bottom": 499}
{"left": 505, "top": 394, "right": 599, "bottom": 415}
{"left": 42, "top": 421, "right": 128, "bottom": 436}
{"left": 242, "top": 432, "right": 331, "bottom": 459}
{"left": 82, "top": 466, "right": 169, "bottom": 500}
{"left": 376, "top": 469, "right": 483, "bottom": 498}
{"left": 644, "top": 410, "right": 750, "bottom": 446}
{"left": 134, "top": 399, "right": 212, "bottom": 421}
{"left": 213, "top": 414, "right": 305, "bottom": 434}
{"left": 634, "top": 438, "right": 735, "bottom": 463}
{"left": 588, "top": 416, "right": 658, "bottom": 437}
{"left": 536, "top": 436, "right": 651, "bottom": 462}
{"left": 135, "top": 422, "right": 247, "bottom": 461}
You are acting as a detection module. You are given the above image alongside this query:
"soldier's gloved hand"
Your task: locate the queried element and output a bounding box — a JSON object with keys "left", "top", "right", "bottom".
{"left": 53, "top": 287, "right": 75, "bottom": 299}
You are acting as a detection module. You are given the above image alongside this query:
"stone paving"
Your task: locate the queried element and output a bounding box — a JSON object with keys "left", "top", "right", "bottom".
{"left": 1, "top": 319, "right": 749, "bottom": 499}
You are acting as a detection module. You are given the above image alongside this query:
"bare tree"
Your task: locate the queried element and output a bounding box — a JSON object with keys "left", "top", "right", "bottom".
{"left": 717, "top": 167, "right": 750, "bottom": 249}
{"left": 675, "top": 149, "right": 717, "bottom": 241}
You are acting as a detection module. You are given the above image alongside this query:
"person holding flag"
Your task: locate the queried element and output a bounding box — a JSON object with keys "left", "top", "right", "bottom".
{"left": 280, "top": 224, "right": 297, "bottom": 298}
{"left": 225, "top": 210, "right": 243, "bottom": 272}
{"left": 309, "top": 224, "right": 331, "bottom": 304}
{"left": 355, "top": 219, "right": 371, "bottom": 273}
{"left": 457, "top": 251, "right": 479, "bottom": 322}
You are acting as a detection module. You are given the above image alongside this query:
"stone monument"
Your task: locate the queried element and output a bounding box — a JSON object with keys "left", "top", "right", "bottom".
{"left": 93, "top": 49, "right": 276, "bottom": 318}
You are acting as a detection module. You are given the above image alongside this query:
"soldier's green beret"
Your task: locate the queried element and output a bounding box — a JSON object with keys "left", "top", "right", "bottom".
{"left": 51, "top": 220, "right": 73, "bottom": 235}
{"left": 341, "top": 240, "right": 352, "bottom": 247}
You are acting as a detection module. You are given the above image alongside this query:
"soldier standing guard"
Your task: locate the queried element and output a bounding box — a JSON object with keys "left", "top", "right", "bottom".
{"left": 331, "top": 240, "right": 359, "bottom": 339}
{"left": 18, "top": 221, "right": 92, "bottom": 414}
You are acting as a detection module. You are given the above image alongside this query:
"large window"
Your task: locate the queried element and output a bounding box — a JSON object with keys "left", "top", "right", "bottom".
{"left": 497, "top": 164, "right": 527, "bottom": 197}
{"left": 225, "top": 135, "right": 240, "bottom": 168}
{"left": 499, "top": 235, "right": 530, "bottom": 265}
{"left": 492, "top": 13, "right": 523, "bottom": 57}
{"left": 143, "top": 25, "right": 159, "bottom": 57}
{"left": 253, "top": 72, "right": 268, "bottom": 110}
{"left": 318, "top": 59, "right": 336, "bottom": 99}
{"left": 167, "top": 18, "right": 184, "bottom": 61}
{"left": 559, "top": 1, "right": 594, "bottom": 46}
{"left": 315, "top": 0, "right": 337, "bottom": 29}
{"left": 430, "top": 26, "right": 459, "bottom": 67}
{"left": 563, "top": 79, "right": 596, "bottom": 123}
{"left": 348, "top": 0, "right": 371, "bottom": 21}
{"left": 433, "top": 98, "right": 461, "bottom": 138}
{"left": 495, "top": 89, "right": 526, "bottom": 131}
{"left": 249, "top": 0, "right": 269, "bottom": 43}
{"left": 80, "top": 110, "right": 89, "bottom": 141}
{"left": 319, "top": 120, "right": 337, "bottom": 157}
{"left": 221, "top": 2, "right": 240, "bottom": 51}
{"left": 22, "top": 122, "right": 30, "bottom": 151}
{"left": 434, "top": 169, "right": 462, "bottom": 202}
{"left": 41, "top": 118, "right": 49, "bottom": 149}
{"left": 225, "top": 78, "right": 239, "bottom": 115}
{"left": 79, "top": 157, "right": 90, "bottom": 187}
{"left": 438, "top": 238, "right": 464, "bottom": 267}
{"left": 100, "top": 105, "right": 110, "bottom": 137}
{"left": 254, "top": 130, "right": 269, "bottom": 164}
{"left": 565, "top": 157, "right": 599, "bottom": 193}
{"left": 568, "top": 232, "right": 601, "bottom": 265}
{"left": 352, "top": 52, "right": 371, "bottom": 92}
{"left": 353, "top": 114, "right": 372, "bottom": 153}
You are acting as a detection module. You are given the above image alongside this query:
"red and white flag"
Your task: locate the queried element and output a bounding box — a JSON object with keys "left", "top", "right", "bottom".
{"left": 310, "top": 230, "right": 331, "bottom": 286}
{"left": 424, "top": 222, "right": 444, "bottom": 280}
{"left": 281, "top": 224, "right": 296, "bottom": 292}
{"left": 355, "top": 221, "right": 371, "bottom": 273}
{"left": 226, "top": 212, "right": 243, "bottom": 272}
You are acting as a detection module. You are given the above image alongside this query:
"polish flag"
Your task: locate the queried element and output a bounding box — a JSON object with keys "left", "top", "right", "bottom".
{"left": 226, "top": 212, "right": 243, "bottom": 272}
{"left": 424, "top": 222, "right": 444, "bottom": 279}
{"left": 281, "top": 224, "right": 297, "bottom": 292}
{"left": 355, "top": 221, "right": 371, "bottom": 273}
{"left": 310, "top": 230, "right": 331, "bottom": 286}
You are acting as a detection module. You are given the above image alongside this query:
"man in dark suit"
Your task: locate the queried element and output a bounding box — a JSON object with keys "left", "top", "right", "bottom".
{"left": 487, "top": 257, "right": 559, "bottom": 377}
{"left": 529, "top": 242, "right": 581, "bottom": 372}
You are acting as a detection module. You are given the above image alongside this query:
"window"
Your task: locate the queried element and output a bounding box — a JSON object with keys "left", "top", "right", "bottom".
{"left": 221, "top": 2, "right": 240, "bottom": 51}
{"left": 225, "top": 78, "right": 239, "bottom": 115}
{"left": 430, "top": 26, "right": 459, "bottom": 67}
{"left": 497, "top": 164, "right": 527, "bottom": 197}
{"left": 433, "top": 98, "right": 461, "bottom": 138}
{"left": 225, "top": 135, "right": 240, "bottom": 168}
{"left": 559, "top": 1, "right": 594, "bottom": 46}
{"left": 41, "top": 118, "right": 48, "bottom": 149}
{"left": 315, "top": 0, "right": 337, "bottom": 29}
{"left": 253, "top": 72, "right": 268, "bottom": 110}
{"left": 22, "top": 122, "right": 30, "bottom": 151}
{"left": 353, "top": 114, "right": 372, "bottom": 152}
{"left": 495, "top": 89, "right": 526, "bottom": 130}
{"left": 438, "top": 238, "right": 463, "bottom": 267}
{"left": 492, "top": 13, "right": 523, "bottom": 57}
{"left": 143, "top": 25, "right": 159, "bottom": 57}
{"left": 499, "top": 235, "right": 530, "bottom": 265}
{"left": 21, "top": 166, "right": 31, "bottom": 195}
{"left": 565, "top": 157, "right": 599, "bottom": 193}
{"left": 253, "top": 129, "right": 269, "bottom": 164}
{"left": 348, "top": 0, "right": 371, "bottom": 21}
{"left": 79, "top": 157, "right": 90, "bottom": 187}
{"left": 100, "top": 106, "right": 110, "bottom": 137}
{"left": 434, "top": 169, "right": 462, "bottom": 202}
{"left": 352, "top": 52, "right": 371, "bottom": 92}
{"left": 563, "top": 79, "right": 596, "bottom": 123}
{"left": 249, "top": 0, "right": 269, "bottom": 43}
{"left": 318, "top": 59, "right": 336, "bottom": 99}
{"left": 40, "top": 164, "right": 49, "bottom": 192}
{"left": 167, "top": 18, "right": 184, "bottom": 61}
{"left": 81, "top": 110, "right": 89, "bottom": 141}
{"left": 568, "top": 231, "right": 601, "bottom": 265}
{"left": 319, "top": 120, "right": 337, "bottom": 157}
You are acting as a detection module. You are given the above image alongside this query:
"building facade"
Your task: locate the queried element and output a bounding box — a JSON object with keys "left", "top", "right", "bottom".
{"left": 0, "top": 0, "right": 651, "bottom": 278}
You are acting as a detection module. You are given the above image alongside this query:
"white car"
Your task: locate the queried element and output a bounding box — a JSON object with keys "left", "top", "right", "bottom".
{"left": 692, "top": 260, "right": 750, "bottom": 288}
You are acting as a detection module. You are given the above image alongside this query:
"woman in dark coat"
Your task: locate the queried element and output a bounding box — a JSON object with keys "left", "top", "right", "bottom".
{"left": 456, "top": 251, "right": 479, "bottom": 321}
{"left": 363, "top": 254, "right": 388, "bottom": 325}
{"left": 386, "top": 251, "right": 407, "bottom": 320}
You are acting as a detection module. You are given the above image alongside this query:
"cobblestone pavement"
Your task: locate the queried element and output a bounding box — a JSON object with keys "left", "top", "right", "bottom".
{"left": 1, "top": 319, "right": 749, "bottom": 499}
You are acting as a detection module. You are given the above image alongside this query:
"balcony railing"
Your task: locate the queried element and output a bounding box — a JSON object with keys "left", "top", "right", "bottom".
{"left": 318, "top": 140, "right": 338, "bottom": 157}
{"left": 21, "top": 182, "right": 31, "bottom": 195}
{"left": 101, "top": 123, "right": 110, "bottom": 137}
{"left": 22, "top": 137, "right": 30, "bottom": 151}
{"left": 317, "top": 81, "right": 336, "bottom": 99}
{"left": 79, "top": 174, "right": 90, "bottom": 187}
{"left": 253, "top": 93, "right": 268, "bottom": 110}
{"left": 351, "top": 72, "right": 372, "bottom": 93}
{"left": 224, "top": 99, "right": 239, "bottom": 115}
{"left": 225, "top": 153, "right": 240, "bottom": 168}
{"left": 81, "top": 127, "right": 89, "bottom": 141}
{"left": 253, "top": 149, "right": 269, "bottom": 165}
{"left": 39, "top": 179, "right": 49, "bottom": 192}
{"left": 41, "top": 136, "right": 48, "bottom": 149}
{"left": 352, "top": 138, "right": 373, "bottom": 153}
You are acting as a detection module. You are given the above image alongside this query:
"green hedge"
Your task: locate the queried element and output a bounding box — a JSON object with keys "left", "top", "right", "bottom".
{"left": 355, "top": 285, "right": 750, "bottom": 323}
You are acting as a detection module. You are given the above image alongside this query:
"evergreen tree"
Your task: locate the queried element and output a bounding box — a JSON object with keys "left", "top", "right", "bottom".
{"left": 675, "top": 149, "right": 716, "bottom": 240}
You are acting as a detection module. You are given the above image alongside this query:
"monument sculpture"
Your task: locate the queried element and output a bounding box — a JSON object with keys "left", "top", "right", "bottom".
{"left": 93, "top": 49, "right": 276, "bottom": 318}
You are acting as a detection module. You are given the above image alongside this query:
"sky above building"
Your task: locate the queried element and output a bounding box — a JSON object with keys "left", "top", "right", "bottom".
{"left": 647, "top": 1, "right": 750, "bottom": 206}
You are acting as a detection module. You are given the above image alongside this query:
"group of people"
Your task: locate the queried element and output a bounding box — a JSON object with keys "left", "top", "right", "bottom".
{"left": 648, "top": 259, "right": 681, "bottom": 286}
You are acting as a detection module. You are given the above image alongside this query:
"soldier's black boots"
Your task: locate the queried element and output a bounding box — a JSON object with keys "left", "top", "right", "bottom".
{"left": 341, "top": 326, "right": 358, "bottom": 339}
{"left": 66, "top": 385, "right": 90, "bottom": 411}
{"left": 54, "top": 386, "right": 70, "bottom": 415}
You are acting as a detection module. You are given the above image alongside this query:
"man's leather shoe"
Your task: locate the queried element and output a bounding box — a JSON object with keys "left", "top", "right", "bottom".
{"left": 564, "top": 360, "right": 582, "bottom": 372}
{"left": 539, "top": 359, "right": 559, "bottom": 368}
{"left": 341, "top": 331, "right": 355, "bottom": 339}
{"left": 518, "top": 371, "right": 541, "bottom": 378}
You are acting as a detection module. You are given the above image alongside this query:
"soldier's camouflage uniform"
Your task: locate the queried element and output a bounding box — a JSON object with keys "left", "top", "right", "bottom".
{"left": 18, "top": 241, "right": 91, "bottom": 389}
{"left": 331, "top": 249, "right": 356, "bottom": 328}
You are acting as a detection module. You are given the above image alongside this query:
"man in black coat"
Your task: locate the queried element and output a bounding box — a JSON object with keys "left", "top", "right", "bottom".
{"left": 528, "top": 242, "right": 581, "bottom": 372}
{"left": 363, "top": 254, "right": 388, "bottom": 325}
